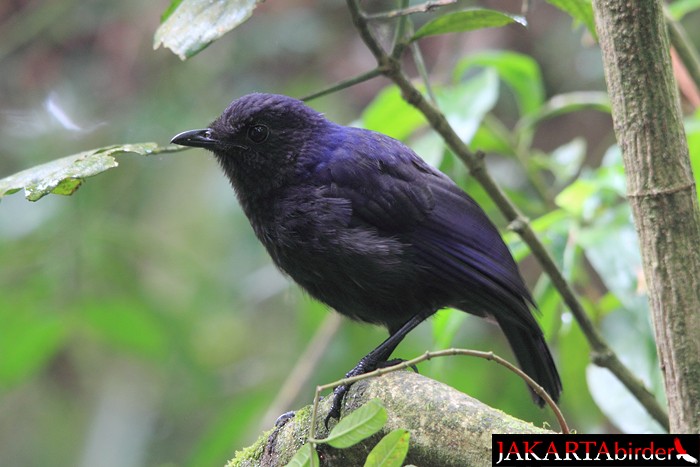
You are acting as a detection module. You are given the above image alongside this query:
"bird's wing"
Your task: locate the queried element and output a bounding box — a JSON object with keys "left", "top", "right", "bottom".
{"left": 318, "top": 131, "right": 535, "bottom": 325}
{"left": 409, "top": 180, "right": 537, "bottom": 325}
{"left": 317, "top": 132, "right": 437, "bottom": 232}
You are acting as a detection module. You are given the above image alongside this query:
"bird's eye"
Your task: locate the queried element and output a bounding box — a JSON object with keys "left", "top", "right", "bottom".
{"left": 247, "top": 124, "right": 269, "bottom": 143}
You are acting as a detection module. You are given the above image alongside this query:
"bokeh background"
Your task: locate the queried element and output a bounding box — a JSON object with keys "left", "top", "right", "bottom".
{"left": 1, "top": 1, "right": 698, "bottom": 466}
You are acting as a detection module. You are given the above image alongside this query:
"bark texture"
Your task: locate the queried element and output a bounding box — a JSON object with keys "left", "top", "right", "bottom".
{"left": 592, "top": 0, "right": 700, "bottom": 432}
{"left": 227, "top": 371, "right": 554, "bottom": 467}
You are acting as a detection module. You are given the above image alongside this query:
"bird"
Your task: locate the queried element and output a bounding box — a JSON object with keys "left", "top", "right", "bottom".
{"left": 171, "top": 92, "right": 561, "bottom": 423}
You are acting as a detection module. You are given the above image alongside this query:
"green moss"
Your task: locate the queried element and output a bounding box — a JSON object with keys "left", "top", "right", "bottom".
{"left": 226, "top": 428, "right": 273, "bottom": 467}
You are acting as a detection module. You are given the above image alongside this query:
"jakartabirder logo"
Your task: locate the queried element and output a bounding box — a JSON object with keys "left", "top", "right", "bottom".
{"left": 492, "top": 434, "right": 699, "bottom": 466}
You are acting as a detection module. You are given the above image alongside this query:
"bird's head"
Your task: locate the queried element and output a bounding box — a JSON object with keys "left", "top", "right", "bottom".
{"left": 171, "top": 93, "right": 332, "bottom": 194}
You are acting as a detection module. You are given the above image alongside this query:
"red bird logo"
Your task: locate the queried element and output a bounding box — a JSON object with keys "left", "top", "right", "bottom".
{"left": 675, "top": 437, "right": 699, "bottom": 464}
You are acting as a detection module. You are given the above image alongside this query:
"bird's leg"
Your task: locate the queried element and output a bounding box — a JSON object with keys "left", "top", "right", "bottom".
{"left": 325, "top": 314, "right": 426, "bottom": 427}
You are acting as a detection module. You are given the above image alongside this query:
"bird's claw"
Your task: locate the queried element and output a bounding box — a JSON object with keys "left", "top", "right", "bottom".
{"left": 324, "top": 358, "right": 376, "bottom": 428}
{"left": 274, "top": 410, "right": 296, "bottom": 427}
{"left": 324, "top": 384, "right": 348, "bottom": 428}
{"left": 324, "top": 355, "right": 414, "bottom": 428}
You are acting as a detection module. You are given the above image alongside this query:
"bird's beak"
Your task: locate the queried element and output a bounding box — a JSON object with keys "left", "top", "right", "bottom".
{"left": 171, "top": 129, "right": 219, "bottom": 149}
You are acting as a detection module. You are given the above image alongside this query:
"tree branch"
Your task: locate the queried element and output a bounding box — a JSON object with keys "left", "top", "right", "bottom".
{"left": 363, "top": 0, "right": 457, "bottom": 21}
{"left": 301, "top": 68, "right": 383, "bottom": 102}
{"left": 227, "top": 372, "right": 554, "bottom": 467}
{"left": 346, "top": 0, "right": 670, "bottom": 431}
{"left": 313, "top": 348, "right": 570, "bottom": 438}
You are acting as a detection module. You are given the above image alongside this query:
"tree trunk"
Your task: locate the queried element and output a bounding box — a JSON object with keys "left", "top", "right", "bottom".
{"left": 592, "top": 0, "right": 700, "bottom": 433}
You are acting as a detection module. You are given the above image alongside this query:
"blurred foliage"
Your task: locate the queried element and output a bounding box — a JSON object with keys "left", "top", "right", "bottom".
{"left": 1, "top": 0, "right": 699, "bottom": 466}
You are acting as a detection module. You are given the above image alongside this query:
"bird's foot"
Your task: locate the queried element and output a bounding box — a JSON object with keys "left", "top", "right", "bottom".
{"left": 325, "top": 384, "right": 349, "bottom": 428}
{"left": 324, "top": 357, "right": 409, "bottom": 427}
{"left": 265, "top": 411, "right": 296, "bottom": 458}
{"left": 274, "top": 410, "right": 296, "bottom": 427}
{"left": 325, "top": 358, "right": 377, "bottom": 428}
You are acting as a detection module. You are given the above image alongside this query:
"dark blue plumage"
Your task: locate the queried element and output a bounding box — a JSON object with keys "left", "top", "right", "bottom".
{"left": 171, "top": 93, "right": 561, "bottom": 421}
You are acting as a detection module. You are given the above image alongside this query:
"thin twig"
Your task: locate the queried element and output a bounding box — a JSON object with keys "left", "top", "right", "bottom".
{"left": 345, "top": 0, "right": 670, "bottom": 432}
{"left": 309, "top": 348, "right": 571, "bottom": 437}
{"left": 409, "top": 27, "right": 438, "bottom": 105}
{"left": 301, "top": 68, "right": 383, "bottom": 102}
{"left": 364, "top": 0, "right": 457, "bottom": 21}
{"left": 390, "top": 0, "right": 437, "bottom": 104}
{"left": 310, "top": 386, "right": 322, "bottom": 442}
{"left": 390, "top": 0, "right": 411, "bottom": 59}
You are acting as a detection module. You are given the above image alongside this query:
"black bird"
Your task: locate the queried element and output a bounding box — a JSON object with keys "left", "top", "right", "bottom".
{"left": 171, "top": 93, "right": 561, "bottom": 422}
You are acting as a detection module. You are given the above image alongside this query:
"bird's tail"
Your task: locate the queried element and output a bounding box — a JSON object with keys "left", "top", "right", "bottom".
{"left": 496, "top": 317, "right": 562, "bottom": 406}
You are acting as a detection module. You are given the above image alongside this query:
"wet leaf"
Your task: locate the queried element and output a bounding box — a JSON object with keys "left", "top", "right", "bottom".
{"left": 154, "top": 0, "right": 260, "bottom": 60}
{"left": 0, "top": 143, "right": 181, "bottom": 202}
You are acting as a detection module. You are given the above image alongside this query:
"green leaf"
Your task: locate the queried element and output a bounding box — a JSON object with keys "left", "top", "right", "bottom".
{"left": 412, "top": 8, "right": 526, "bottom": 41}
{"left": 531, "top": 209, "right": 572, "bottom": 237}
{"left": 555, "top": 178, "right": 599, "bottom": 218}
{"left": 577, "top": 205, "right": 644, "bottom": 311}
{"left": 586, "top": 297, "right": 665, "bottom": 433}
{"left": 469, "top": 118, "right": 515, "bottom": 155}
{"left": 428, "top": 307, "right": 466, "bottom": 380}
{"left": 532, "top": 138, "right": 587, "bottom": 188}
{"left": 504, "top": 207, "right": 573, "bottom": 263}
{"left": 685, "top": 110, "right": 700, "bottom": 202}
{"left": 154, "top": 0, "right": 260, "bottom": 60}
{"left": 668, "top": 0, "right": 700, "bottom": 20}
{"left": 363, "top": 70, "right": 499, "bottom": 145}
{"left": 323, "top": 399, "right": 388, "bottom": 449}
{"left": 437, "top": 68, "right": 500, "bottom": 143}
{"left": 409, "top": 132, "right": 445, "bottom": 167}
{"left": 551, "top": 138, "right": 586, "bottom": 180}
{"left": 284, "top": 443, "right": 319, "bottom": 467}
{"left": 531, "top": 276, "right": 563, "bottom": 335}
{"left": 362, "top": 86, "right": 426, "bottom": 140}
{"left": 364, "top": 429, "right": 410, "bottom": 467}
{"left": 431, "top": 308, "right": 466, "bottom": 350}
{"left": 554, "top": 145, "right": 626, "bottom": 220}
{"left": 545, "top": 0, "right": 597, "bottom": 38}
{"left": 518, "top": 92, "right": 610, "bottom": 135}
{"left": 160, "top": 0, "right": 185, "bottom": 22}
{"left": 455, "top": 51, "right": 545, "bottom": 117}
{"left": 0, "top": 142, "right": 179, "bottom": 202}
{"left": 598, "top": 292, "right": 622, "bottom": 315}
